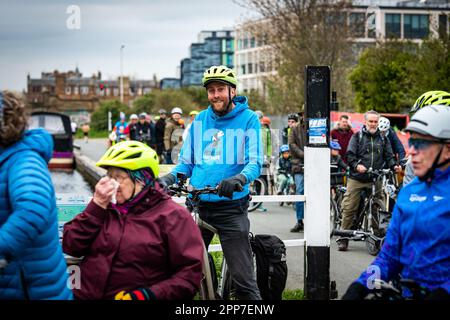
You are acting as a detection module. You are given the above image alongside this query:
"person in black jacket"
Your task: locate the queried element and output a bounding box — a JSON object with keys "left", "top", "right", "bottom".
{"left": 337, "top": 110, "right": 401, "bottom": 251}
{"left": 155, "top": 109, "right": 167, "bottom": 162}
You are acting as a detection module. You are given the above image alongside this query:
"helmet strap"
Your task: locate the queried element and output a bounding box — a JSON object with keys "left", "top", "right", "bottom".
{"left": 419, "top": 144, "right": 450, "bottom": 182}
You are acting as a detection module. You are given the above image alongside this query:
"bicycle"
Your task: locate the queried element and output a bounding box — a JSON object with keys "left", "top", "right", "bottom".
{"left": 334, "top": 168, "right": 393, "bottom": 256}
{"left": 167, "top": 173, "right": 242, "bottom": 300}
{"left": 249, "top": 158, "right": 279, "bottom": 212}
{"left": 330, "top": 172, "right": 347, "bottom": 237}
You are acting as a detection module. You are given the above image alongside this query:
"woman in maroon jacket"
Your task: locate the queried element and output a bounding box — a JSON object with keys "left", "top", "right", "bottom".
{"left": 63, "top": 141, "right": 204, "bottom": 300}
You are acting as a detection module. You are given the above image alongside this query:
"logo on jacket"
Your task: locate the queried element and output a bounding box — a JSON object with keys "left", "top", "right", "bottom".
{"left": 433, "top": 196, "right": 444, "bottom": 202}
{"left": 409, "top": 194, "right": 427, "bottom": 202}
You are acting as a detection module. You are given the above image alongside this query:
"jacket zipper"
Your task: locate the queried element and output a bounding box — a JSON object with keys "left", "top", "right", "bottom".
{"left": 370, "top": 136, "right": 374, "bottom": 169}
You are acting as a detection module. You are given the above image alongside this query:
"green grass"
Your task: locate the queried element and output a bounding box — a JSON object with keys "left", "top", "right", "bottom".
{"left": 282, "top": 289, "right": 305, "bottom": 300}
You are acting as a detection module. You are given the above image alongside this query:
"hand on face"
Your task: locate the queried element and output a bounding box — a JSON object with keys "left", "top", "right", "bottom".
{"left": 93, "top": 176, "right": 116, "bottom": 209}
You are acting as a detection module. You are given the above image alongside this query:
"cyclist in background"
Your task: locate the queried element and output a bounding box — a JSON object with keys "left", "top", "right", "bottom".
{"left": 378, "top": 116, "right": 406, "bottom": 166}
{"left": 337, "top": 110, "right": 400, "bottom": 251}
{"left": 342, "top": 105, "right": 450, "bottom": 300}
{"left": 113, "top": 112, "right": 128, "bottom": 143}
{"left": 159, "top": 65, "right": 263, "bottom": 300}
{"left": 282, "top": 113, "right": 299, "bottom": 145}
{"left": 403, "top": 90, "right": 450, "bottom": 187}
{"left": 330, "top": 140, "right": 348, "bottom": 186}
{"left": 63, "top": 141, "right": 203, "bottom": 300}
{"left": 276, "top": 144, "right": 293, "bottom": 196}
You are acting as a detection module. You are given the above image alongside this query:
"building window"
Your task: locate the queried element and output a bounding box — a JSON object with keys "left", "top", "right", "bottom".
{"left": 349, "top": 12, "right": 365, "bottom": 38}
{"left": 80, "top": 86, "right": 89, "bottom": 95}
{"left": 385, "top": 13, "right": 401, "bottom": 38}
{"left": 439, "top": 14, "right": 448, "bottom": 38}
{"left": 404, "top": 14, "right": 429, "bottom": 39}
{"left": 73, "top": 86, "right": 79, "bottom": 95}
{"left": 260, "top": 62, "right": 265, "bottom": 73}
{"left": 248, "top": 63, "right": 253, "bottom": 74}
{"left": 65, "top": 87, "right": 71, "bottom": 95}
{"left": 241, "top": 64, "right": 246, "bottom": 75}
{"left": 250, "top": 37, "right": 256, "bottom": 48}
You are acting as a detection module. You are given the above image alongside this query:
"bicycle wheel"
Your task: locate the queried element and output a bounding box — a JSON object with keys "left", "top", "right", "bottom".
{"left": 248, "top": 177, "right": 267, "bottom": 212}
{"left": 365, "top": 199, "right": 386, "bottom": 256}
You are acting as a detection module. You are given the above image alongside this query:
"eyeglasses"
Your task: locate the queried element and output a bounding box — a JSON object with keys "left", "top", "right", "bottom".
{"left": 408, "top": 138, "right": 440, "bottom": 151}
{"left": 106, "top": 173, "right": 130, "bottom": 184}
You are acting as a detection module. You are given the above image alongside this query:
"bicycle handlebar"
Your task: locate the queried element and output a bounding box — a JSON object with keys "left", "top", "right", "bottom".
{"left": 332, "top": 229, "right": 359, "bottom": 237}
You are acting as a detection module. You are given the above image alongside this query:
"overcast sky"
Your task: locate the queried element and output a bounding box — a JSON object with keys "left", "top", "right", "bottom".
{"left": 0, "top": 0, "right": 253, "bottom": 91}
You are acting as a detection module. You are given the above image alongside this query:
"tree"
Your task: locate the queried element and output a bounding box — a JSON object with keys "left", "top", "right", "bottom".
{"left": 131, "top": 94, "right": 154, "bottom": 115}
{"left": 236, "top": 0, "right": 355, "bottom": 113}
{"left": 411, "top": 35, "right": 450, "bottom": 98}
{"left": 349, "top": 41, "right": 417, "bottom": 113}
{"left": 90, "top": 100, "right": 127, "bottom": 131}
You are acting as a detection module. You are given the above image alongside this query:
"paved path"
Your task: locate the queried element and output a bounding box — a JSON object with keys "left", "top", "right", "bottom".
{"left": 75, "top": 138, "right": 375, "bottom": 298}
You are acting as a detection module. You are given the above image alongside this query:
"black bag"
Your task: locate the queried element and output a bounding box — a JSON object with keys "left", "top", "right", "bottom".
{"left": 250, "top": 234, "right": 288, "bottom": 300}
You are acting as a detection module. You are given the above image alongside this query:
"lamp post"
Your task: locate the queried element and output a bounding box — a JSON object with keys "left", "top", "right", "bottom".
{"left": 120, "top": 44, "right": 125, "bottom": 103}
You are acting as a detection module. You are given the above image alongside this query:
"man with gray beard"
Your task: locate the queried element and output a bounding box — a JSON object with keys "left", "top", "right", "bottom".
{"left": 337, "top": 110, "right": 401, "bottom": 251}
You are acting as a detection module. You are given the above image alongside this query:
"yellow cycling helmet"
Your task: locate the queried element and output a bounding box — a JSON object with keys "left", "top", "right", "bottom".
{"left": 202, "top": 65, "right": 237, "bottom": 88}
{"left": 96, "top": 140, "right": 160, "bottom": 178}
{"left": 189, "top": 110, "right": 199, "bottom": 116}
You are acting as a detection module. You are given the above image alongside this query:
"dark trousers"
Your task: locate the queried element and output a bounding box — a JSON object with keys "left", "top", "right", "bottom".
{"left": 198, "top": 197, "right": 261, "bottom": 300}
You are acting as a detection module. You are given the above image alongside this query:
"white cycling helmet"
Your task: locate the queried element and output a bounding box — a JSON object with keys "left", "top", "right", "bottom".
{"left": 405, "top": 105, "right": 450, "bottom": 140}
{"left": 130, "top": 114, "right": 138, "bottom": 120}
{"left": 378, "top": 117, "right": 390, "bottom": 132}
{"left": 171, "top": 107, "right": 183, "bottom": 115}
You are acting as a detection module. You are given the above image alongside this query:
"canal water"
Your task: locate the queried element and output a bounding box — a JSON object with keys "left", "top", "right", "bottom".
{"left": 51, "top": 170, "right": 93, "bottom": 196}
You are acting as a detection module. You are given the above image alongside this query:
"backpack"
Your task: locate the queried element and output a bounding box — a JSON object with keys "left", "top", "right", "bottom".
{"left": 250, "top": 234, "right": 288, "bottom": 300}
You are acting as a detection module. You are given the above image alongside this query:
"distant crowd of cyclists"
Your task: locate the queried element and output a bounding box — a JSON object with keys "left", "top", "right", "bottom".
{"left": 0, "top": 63, "right": 448, "bottom": 301}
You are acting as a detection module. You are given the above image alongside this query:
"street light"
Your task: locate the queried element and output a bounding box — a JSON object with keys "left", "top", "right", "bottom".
{"left": 120, "top": 44, "right": 125, "bottom": 103}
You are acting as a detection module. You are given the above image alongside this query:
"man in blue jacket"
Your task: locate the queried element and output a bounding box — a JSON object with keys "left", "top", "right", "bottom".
{"left": 342, "top": 105, "right": 450, "bottom": 300}
{"left": 0, "top": 91, "right": 72, "bottom": 300}
{"left": 160, "top": 66, "right": 263, "bottom": 300}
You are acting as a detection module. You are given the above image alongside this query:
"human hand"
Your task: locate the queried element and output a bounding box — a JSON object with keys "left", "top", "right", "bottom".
{"left": 93, "top": 177, "right": 117, "bottom": 209}
{"left": 394, "top": 165, "right": 402, "bottom": 173}
{"left": 218, "top": 174, "right": 246, "bottom": 199}
{"left": 356, "top": 164, "right": 367, "bottom": 174}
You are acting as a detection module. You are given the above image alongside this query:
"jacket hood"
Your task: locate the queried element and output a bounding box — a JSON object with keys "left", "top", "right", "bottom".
{"left": 207, "top": 95, "right": 249, "bottom": 121}
{"left": 0, "top": 128, "right": 53, "bottom": 165}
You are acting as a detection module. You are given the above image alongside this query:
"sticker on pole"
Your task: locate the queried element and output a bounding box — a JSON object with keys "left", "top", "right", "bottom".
{"left": 308, "top": 118, "right": 327, "bottom": 145}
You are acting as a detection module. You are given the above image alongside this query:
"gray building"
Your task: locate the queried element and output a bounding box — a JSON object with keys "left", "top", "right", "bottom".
{"left": 180, "top": 30, "right": 235, "bottom": 87}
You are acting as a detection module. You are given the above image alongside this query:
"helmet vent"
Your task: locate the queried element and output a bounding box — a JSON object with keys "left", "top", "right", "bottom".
{"left": 124, "top": 152, "right": 142, "bottom": 160}
{"left": 114, "top": 150, "right": 125, "bottom": 158}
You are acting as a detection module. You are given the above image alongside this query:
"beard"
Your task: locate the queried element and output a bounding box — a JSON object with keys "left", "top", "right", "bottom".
{"left": 211, "top": 99, "right": 230, "bottom": 116}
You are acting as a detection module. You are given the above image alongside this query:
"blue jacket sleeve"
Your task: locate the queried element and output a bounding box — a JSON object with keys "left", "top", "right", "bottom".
{"left": 356, "top": 203, "right": 403, "bottom": 289}
{"left": 0, "top": 152, "right": 57, "bottom": 259}
{"left": 240, "top": 114, "right": 263, "bottom": 183}
{"left": 171, "top": 121, "right": 195, "bottom": 178}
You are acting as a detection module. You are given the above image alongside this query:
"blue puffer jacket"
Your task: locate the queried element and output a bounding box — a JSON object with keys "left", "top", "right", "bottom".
{"left": 0, "top": 129, "right": 73, "bottom": 300}
{"left": 355, "top": 166, "right": 450, "bottom": 296}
